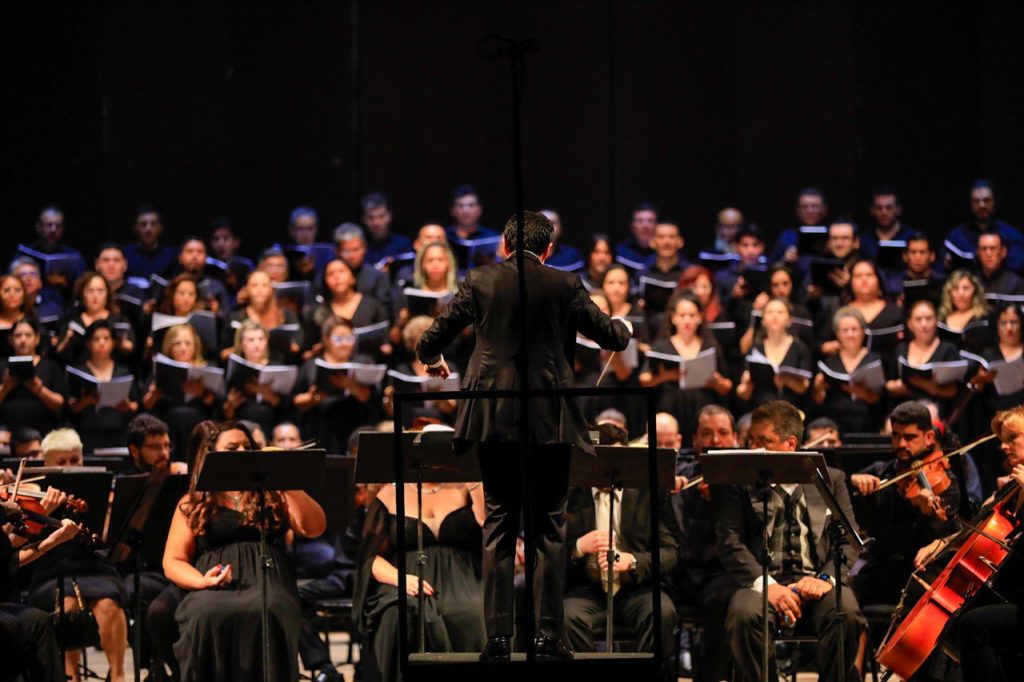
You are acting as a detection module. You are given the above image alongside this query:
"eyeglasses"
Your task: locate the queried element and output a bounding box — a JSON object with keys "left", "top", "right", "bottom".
{"left": 330, "top": 334, "right": 356, "bottom": 344}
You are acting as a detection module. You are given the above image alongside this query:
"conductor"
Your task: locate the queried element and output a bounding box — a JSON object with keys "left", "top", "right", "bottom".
{"left": 417, "top": 210, "right": 632, "bottom": 661}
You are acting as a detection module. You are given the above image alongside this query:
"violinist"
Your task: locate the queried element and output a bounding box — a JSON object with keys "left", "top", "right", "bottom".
{"left": 849, "top": 401, "right": 960, "bottom": 607}
{"left": 2, "top": 495, "right": 74, "bottom": 682}
{"left": 942, "top": 405, "right": 1024, "bottom": 680}
{"left": 26, "top": 428, "right": 128, "bottom": 682}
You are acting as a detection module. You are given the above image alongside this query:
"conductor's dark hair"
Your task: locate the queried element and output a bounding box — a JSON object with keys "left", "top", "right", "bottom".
{"left": 126, "top": 414, "right": 170, "bottom": 451}
{"left": 750, "top": 401, "right": 804, "bottom": 443}
{"left": 503, "top": 211, "right": 553, "bottom": 255}
{"left": 889, "top": 401, "right": 934, "bottom": 433}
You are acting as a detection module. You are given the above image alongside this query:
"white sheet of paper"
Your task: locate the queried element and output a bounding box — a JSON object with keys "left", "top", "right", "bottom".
{"left": 679, "top": 347, "right": 717, "bottom": 389}
{"left": 991, "top": 355, "right": 1024, "bottom": 396}
{"left": 97, "top": 376, "right": 134, "bottom": 408}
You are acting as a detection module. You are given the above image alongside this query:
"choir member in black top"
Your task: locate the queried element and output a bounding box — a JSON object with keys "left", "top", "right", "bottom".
{"left": 735, "top": 298, "right": 813, "bottom": 409}
{"left": 937, "top": 269, "right": 991, "bottom": 352}
{"left": 886, "top": 299, "right": 962, "bottom": 411}
{"left": 220, "top": 269, "right": 300, "bottom": 364}
{"left": 580, "top": 234, "right": 614, "bottom": 293}
{"left": 222, "top": 320, "right": 285, "bottom": 437}
{"left": 67, "top": 319, "right": 140, "bottom": 451}
{"left": 293, "top": 315, "right": 380, "bottom": 453}
{"left": 0, "top": 317, "right": 66, "bottom": 436}
{"left": 810, "top": 307, "right": 884, "bottom": 433}
{"left": 639, "top": 292, "right": 732, "bottom": 433}
{"left": 301, "top": 259, "right": 389, "bottom": 355}
{"left": 56, "top": 272, "right": 136, "bottom": 364}
{"left": 821, "top": 260, "right": 904, "bottom": 357}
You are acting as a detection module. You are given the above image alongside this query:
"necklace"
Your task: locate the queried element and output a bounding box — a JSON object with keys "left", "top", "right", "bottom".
{"left": 229, "top": 493, "right": 242, "bottom": 510}
{"left": 394, "top": 482, "right": 444, "bottom": 494}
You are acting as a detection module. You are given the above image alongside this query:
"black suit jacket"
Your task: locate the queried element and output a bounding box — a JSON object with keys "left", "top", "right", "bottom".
{"left": 417, "top": 252, "right": 631, "bottom": 453}
{"left": 711, "top": 466, "right": 861, "bottom": 588}
{"left": 565, "top": 486, "right": 679, "bottom": 591}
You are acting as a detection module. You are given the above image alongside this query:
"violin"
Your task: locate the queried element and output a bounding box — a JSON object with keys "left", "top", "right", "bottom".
{"left": 4, "top": 496, "right": 100, "bottom": 546}
{"left": 876, "top": 478, "right": 1024, "bottom": 679}
{"left": 0, "top": 482, "right": 89, "bottom": 515}
{"left": 894, "top": 450, "right": 953, "bottom": 521}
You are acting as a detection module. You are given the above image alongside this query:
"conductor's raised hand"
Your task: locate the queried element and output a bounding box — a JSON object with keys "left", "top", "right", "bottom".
{"left": 425, "top": 358, "right": 450, "bottom": 379}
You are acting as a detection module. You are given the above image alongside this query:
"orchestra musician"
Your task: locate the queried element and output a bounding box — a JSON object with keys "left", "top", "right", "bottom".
{"left": 713, "top": 400, "right": 866, "bottom": 682}
{"left": 848, "top": 401, "right": 961, "bottom": 607}
{"left": 936, "top": 404, "right": 1024, "bottom": 680}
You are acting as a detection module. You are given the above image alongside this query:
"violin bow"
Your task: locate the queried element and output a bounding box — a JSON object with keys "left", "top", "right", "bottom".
{"left": 801, "top": 431, "right": 832, "bottom": 449}
{"left": 875, "top": 432, "right": 997, "bottom": 493}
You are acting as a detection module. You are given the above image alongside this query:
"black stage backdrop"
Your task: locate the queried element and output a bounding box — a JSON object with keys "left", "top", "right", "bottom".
{"left": 2, "top": 1, "right": 1023, "bottom": 261}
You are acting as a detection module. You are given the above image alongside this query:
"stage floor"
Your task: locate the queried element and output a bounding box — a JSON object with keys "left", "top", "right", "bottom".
{"left": 83, "top": 633, "right": 833, "bottom": 680}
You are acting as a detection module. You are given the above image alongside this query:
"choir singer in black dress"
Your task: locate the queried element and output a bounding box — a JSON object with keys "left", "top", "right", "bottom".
{"left": 416, "top": 211, "right": 632, "bottom": 662}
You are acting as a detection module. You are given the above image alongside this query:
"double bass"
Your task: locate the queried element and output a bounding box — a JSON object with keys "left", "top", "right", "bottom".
{"left": 875, "top": 478, "right": 1024, "bottom": 679}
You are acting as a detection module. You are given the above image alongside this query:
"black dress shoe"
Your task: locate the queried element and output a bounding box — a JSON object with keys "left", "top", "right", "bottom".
{"left": 480, "top": 635, "right": 512, "bottom": 662}
{"left": 533, "top": 635, "right": 574, "bottom": 661}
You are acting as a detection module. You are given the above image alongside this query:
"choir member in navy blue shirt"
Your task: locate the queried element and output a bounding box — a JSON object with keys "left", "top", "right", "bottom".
{"left": 614, "top": 202, "right": 658, "bottom": 271}
{"left": 361, "top": 192, "right": 414, "bottom": 267}
{"left": 124, "top": 206, "right": 178, "bottom": 280}
{"left": 943, "top": 179, "right": 1024, "bottom": 273}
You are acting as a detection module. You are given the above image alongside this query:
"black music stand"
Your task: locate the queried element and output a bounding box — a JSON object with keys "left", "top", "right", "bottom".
{"left": 306, "top": 455, "right": 356, "bottom": 538}
{"left": 811, "top": 465, "right": 871, "bottom": 682}
{"left": 356, "top": 430, "right": 480, "bottom": 653}
{"left": 105, "top": 466, "right": 169, "bottom": 682}
{"left": 701, "top": 450, "right": 825, "bottom": 682}
{"left": 569, "top": 445, "right": 676, "bottom": 651}
{"left": 195, "top": 449, "right": 326, "bottom": 682}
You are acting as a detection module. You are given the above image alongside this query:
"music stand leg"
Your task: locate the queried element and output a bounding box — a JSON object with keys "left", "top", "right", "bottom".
{"left": 605, "top": 482, "right": 617, "bottom": 651}
{"left": 759, "top": 472, "right": 770, "bottom": 682}
{"left": 416, "top": 463, "right": 426, "bottom": 654}
{"left": 258, "top": 481, "right": 272, "bottom": 682}
{"left": 830, "top": 523, "right": 847, "bottom": 682}
{"left": 132, "top": 547, "right": 143, "bottom": 682}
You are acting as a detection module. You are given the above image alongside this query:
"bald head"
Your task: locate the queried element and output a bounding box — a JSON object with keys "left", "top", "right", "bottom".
{"left": 655, "top": 413, "right": 682, "bottom": 450}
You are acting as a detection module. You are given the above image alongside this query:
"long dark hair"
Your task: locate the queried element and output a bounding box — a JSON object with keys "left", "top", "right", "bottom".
{"left": 182, "top": 421, "right": 288, "bottom": 535}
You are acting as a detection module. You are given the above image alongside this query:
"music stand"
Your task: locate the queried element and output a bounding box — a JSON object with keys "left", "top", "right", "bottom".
{"left": 570, "top": 445, "right": 676, "bottom": 651}
{"left": 357, "top": 430, "right": 480, "bottom": 653}
{"left": 195, "top": 449, "right": 326, "bottom": 682}
{"left": 306, "top": 455, "right": 356, "bottom": 537}
{"left": 811, "top": 465, "right": 871, "bottom": 682}
{"left": 701, "top": 449, "right": 825, "bottom": 682}
{"left": 105, "top": 466, "right": 169, "bottom": 682}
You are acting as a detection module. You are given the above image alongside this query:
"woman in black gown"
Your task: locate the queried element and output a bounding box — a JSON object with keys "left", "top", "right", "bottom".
{"left": 163, "top": 421, "right": 326, "bottom": 682}
{"left": 354, "top": 477, "right": 486, "bottom": 681}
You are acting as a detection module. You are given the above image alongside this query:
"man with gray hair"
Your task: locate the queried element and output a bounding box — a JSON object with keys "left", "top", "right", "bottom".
{"left": 333, "top": 222, "right": 392, "bottom": 316}
{"left": 715, "top": 400, "right": 865, "bottom": 682}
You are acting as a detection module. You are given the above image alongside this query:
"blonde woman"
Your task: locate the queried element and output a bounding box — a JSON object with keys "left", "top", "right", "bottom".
{"left": 223, "top": 320, "right": 284, "bottom": 435}
{"left": 144, "top": 323, "right": 217, "bottom": 454}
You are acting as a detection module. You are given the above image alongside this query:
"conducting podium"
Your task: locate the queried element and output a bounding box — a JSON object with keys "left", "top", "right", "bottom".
{"left": 701, "top": 449, "right": 869, "bottom": 682}
{"left": 195, "top": 448, "right": 326, "bottom": 682}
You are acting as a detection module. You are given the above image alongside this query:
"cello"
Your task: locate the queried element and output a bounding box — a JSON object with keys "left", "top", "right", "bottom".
{"left": 875, "top": 478, "right": 1024, "bottom": 679}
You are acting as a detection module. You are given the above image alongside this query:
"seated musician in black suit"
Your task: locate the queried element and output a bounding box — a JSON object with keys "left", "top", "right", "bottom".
{"left": 669, "top": 405, "right": 740, "bottom": 682}
{"left": 713, "top": 400, "right": 866, "bottom": 682}
{"left": 563, "top": 423, "right": 678, "bottom": 669}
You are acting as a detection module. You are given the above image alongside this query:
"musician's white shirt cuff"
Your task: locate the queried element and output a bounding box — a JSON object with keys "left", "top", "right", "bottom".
{"left": 424, "top": 354, "right": 445, "bottom": 369}
{"left": 749, "top": 575, "right": 777, "bottom": 593}
{"left": 611, "top": 316, "right": 633, "bottom": 335}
